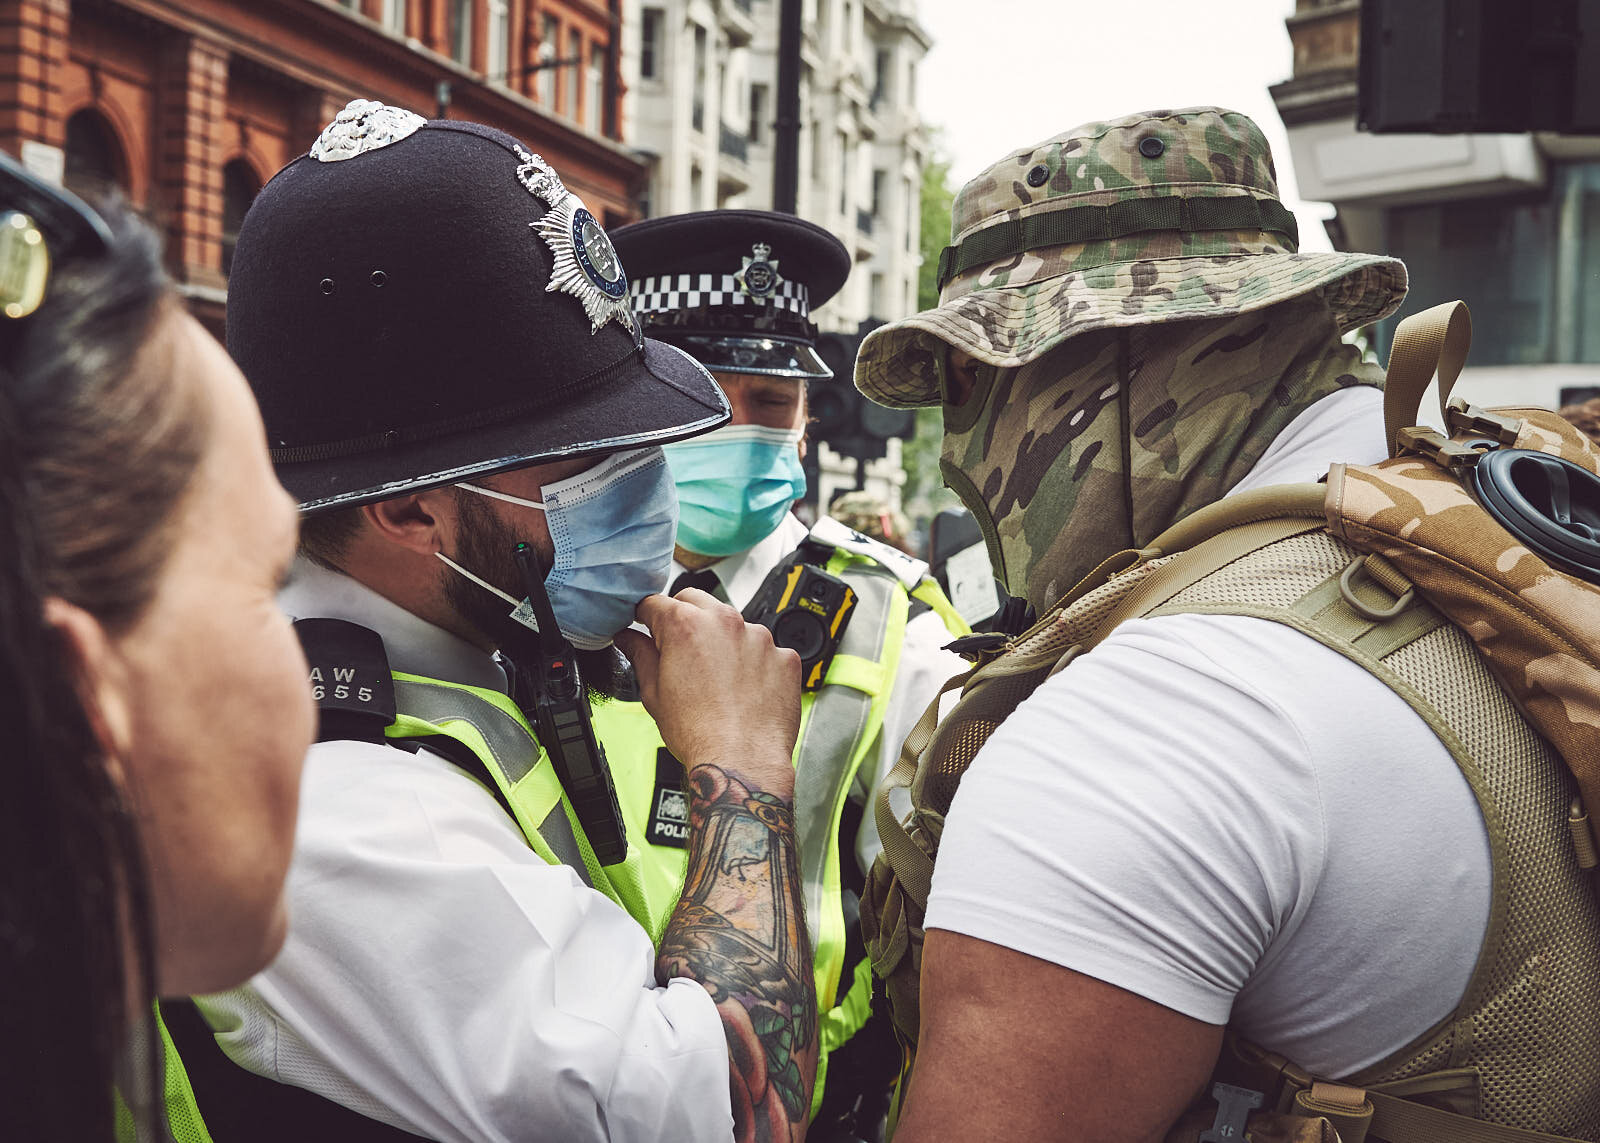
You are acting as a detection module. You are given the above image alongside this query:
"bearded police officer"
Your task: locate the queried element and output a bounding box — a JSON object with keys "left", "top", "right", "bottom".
{"left": 588, "top": 209, "right": 969, "bottom": 1142}
{"left": 155, "top": 102, "right": 819, "bottom": 1143}
{"left": 860, "top": 107, "right": 1600, "bottom": 1143}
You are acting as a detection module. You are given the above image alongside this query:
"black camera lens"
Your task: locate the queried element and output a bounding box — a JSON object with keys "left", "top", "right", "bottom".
{"left": 773, "top": 611, "right": 827, "bottom": 659}
{"left": 807, "top": 579, "right": 830, "bottom": 602}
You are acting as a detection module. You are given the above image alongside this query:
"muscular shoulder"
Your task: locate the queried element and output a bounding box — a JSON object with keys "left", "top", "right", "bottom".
{"left": 927, "top": 611, "right": 1487, "bottom": 1043}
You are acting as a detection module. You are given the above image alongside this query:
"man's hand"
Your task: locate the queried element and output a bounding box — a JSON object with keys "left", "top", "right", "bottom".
{"left": 619, "top": 589, "right": 817, "bottom": 1143}
{"left": 618, "top": 588, "right": 801, "bottom": 783}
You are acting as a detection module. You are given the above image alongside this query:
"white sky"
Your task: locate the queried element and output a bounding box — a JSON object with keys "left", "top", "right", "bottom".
{"left": 914, "top": 0, "right": 1334, "bottom": 252}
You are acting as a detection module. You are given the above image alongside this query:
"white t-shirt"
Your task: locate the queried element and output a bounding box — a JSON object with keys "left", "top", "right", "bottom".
{"left": 925, "top": 385, "right": 1494, "bottom": 1077}
{"left": 202, "top": 562, "right": 734, "bottom": 1143}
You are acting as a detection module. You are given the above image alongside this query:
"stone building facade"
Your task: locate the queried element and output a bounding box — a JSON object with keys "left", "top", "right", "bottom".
{"left": 1270, "top": 0, "right": 1600, "bottom": 409}
{"left": 619, "top": 0, "right": 928, "bottom": 336}
{"left": 0, "top": 0, "right": 646, "bottom": 335}
{"left": 618, "top": 0, "right": 931, "bottom": 508}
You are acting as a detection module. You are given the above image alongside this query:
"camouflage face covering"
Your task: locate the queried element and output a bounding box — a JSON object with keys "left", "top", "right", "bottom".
{"left": 943, "top": 295, "right": 1383, "bottom": 612}
{"left": 854, "top": 106, "right": 1406, "bottom": 410}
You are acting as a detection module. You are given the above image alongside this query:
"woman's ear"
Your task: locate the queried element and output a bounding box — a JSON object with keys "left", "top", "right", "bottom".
{"left": 42, "top": 596, "right": 135, "bottom": 775}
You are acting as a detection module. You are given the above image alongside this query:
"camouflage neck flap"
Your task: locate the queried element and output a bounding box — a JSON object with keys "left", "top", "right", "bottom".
{"left": 940, "top": 295, "right": 1383, "bottom": 613}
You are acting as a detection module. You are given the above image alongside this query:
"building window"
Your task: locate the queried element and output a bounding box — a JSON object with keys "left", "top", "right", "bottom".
{"left": 870, "top": 272, "right": 885, "bottom": 319}
{"left": 641, "top": 7, "right": 664, "bottom": 80}
{"left": 1384, "top": 197, "right": 1554, "bottom": 366}
{"left": 837, "top": 130, "right": 849, "bottom": 214}
{"left": 749, "top": 84, "right": 768, "bottom": 145}
{"left": 690, "top": 162, "right": 704, "bottom": 208}
{"left": 692, "top": 25, "right": 707, "bottom": 133}
{"left": 871, "top": 168, "right": 885, "bottom": 216}
{"left": 904, "top": 175, "right": 915, "bottom": 252}
{"left": 539, "top": 16, "right": 559, "bottom": 104}
{"left": 586, "top": 43, "right": 605, "bottom": 133}
{"left": 221, "top": 160, "right": 261, "bottom": 278}
{"left": 63, "top": 109, "right": 126, "bottom": 198}
{"left": 450, "top": 0, "right": 473, "bottom": 66}
{"left": 567, "top": 29, "right": 582, "bottom": 117}
{"left": 872, "top": 49, "right": 891, "bottom": 108}
{"left": 487, "top": 0, "right": 510, "bottom": 81}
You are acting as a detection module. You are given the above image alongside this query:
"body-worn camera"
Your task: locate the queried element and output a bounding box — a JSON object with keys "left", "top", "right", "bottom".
{"left": 744, "top": 542, "right": 857, "bottom": 691}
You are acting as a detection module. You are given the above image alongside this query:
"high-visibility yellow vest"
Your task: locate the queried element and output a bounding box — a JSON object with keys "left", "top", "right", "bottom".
{"left": 591, "top": 533, "right": 968, "bottom": 1117}
{"left": 130, "top": 659, "right": 654, "bottom": 1143}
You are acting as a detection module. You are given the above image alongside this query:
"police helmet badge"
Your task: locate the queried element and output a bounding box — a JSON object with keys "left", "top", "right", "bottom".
{"left": 515, "top": 145, "right": 634, "bottom": 336}
{"left": 309, "top": 99, "right": 426, "bottom": 163}
{"left": 734, "top": 241, "right": 782, "bottom": 301}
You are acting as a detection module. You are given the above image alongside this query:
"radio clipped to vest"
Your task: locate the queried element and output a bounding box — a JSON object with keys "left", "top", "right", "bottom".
{"left": 744, "top": 538, "right": 858, "bottom": 690}
{"left": 507, "top": 542, "right": 630, "bottom": 866}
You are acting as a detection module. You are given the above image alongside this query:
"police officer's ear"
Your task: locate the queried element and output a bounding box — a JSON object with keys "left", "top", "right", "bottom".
{"left": 359, "top": 490, "right": 453, "bottom": 556}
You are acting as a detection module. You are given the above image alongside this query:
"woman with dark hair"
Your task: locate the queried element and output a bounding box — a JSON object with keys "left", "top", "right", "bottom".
{"left": 0, "top": 159, "right": 314, "bottom": 1137}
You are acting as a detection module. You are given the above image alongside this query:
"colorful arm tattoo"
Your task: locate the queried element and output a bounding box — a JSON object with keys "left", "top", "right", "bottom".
{"left": 656, "top": 764, "right": 818, "bottom": 1143}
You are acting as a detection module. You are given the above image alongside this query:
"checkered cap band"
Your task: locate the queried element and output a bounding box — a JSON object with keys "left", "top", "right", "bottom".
{"left": 631, "top": 273, "right": 811, "bottom": 318}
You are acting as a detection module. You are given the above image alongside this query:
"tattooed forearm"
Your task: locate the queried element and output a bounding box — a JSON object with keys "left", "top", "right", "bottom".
{"left": 657, "top": 764, "right": 818, "bottom": 1143}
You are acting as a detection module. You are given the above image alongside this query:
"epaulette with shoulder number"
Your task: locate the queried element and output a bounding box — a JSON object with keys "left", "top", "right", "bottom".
{"left": 292, "top": 617, "right": 398, "bottom": 744}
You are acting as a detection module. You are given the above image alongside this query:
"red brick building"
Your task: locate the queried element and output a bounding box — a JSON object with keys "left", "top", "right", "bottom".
{"left": 0, "top": 0, "right": 643, "bottom": 332}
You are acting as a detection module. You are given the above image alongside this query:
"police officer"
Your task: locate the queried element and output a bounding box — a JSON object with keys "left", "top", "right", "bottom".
{"left": 590, "top": 210, "right": 970, "bottom": 1142}
{"left": 156, "top": 101, "right": 819, "bottom": 1143}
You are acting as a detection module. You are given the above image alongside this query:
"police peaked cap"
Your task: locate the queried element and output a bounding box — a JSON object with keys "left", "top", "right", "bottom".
{"left": 610, "top": 209, "right": 851, "bottom": 380}
{"left": 226, "top": 107, "right": 729, "bottom": 514}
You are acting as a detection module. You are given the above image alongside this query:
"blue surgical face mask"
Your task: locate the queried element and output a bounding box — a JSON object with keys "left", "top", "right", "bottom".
{"left": 663, "top": 424, "right": 807, "bottom": 558}
{"left": 437, "top": 447, "right": 679, "bottom": 651}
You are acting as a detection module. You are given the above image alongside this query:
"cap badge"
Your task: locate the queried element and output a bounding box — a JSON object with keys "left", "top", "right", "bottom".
{"left": 735, "top": 241, "right": 782, "bottom": 301}
{"left": 516, "top": 145, "right": 634, "bottom": 336}
{"left": 309, "top": 99, "right": 426, "bottom": 163}
{"left": 514, "top": 147, "right": 567, "bottom": 207}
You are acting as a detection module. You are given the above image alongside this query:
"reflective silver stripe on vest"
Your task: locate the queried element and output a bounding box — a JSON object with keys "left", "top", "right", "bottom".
{"left": 792, "top": 561, "right": 901, "bottom": 952}
{"left": 392, "top": 678, "right": 593, "bottom": 885}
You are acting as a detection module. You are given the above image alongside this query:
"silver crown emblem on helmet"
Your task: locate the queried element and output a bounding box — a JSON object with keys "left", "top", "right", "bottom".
{"left": 310, "top": 99, "right": 427, "bottom": 163}
{"left": 735, "top": 240, "right": 782, "bottom": 301}
{"left": 515, "top": 144, "right": 634, "bottom": 337}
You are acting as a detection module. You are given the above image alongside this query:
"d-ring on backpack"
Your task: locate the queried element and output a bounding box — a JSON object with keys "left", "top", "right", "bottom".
{"left": 861, "top": 302, "right": 1600, "bottom": 1143}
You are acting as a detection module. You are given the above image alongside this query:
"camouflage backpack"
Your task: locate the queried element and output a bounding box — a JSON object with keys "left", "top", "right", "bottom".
{"left": 861, "top": 302, "right": 1600, "bottom": 1143}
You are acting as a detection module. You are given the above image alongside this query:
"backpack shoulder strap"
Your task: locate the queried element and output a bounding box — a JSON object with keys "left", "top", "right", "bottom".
{"left": 1382, "top": 300, "right": 1473, "bottom": 457}
{"left": 872, "top": 491, "right": 1330, "bottom": 915}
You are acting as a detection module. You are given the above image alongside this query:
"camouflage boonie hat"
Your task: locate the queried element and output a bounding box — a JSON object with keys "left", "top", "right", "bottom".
{"left": 855, "top": 107, "right": 1407, "bottom": 408}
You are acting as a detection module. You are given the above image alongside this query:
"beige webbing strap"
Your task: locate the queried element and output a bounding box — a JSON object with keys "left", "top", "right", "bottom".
{"left": 1143, "top": 484, "right": 1327, "bottom": 557}
{"left": 873, "top": 671, "right": 971, "bottom": 910}
{"left": 872, "top": 507, "right": 1331, "bottom": 912}
{"left": 1383, "top": 301, "right": 1474, "bottom": 457}
{"left": 1367, "top": 1091, "right": 1590, "bottom": 1143}
{"left": 1077, "top": 514, "right": 1330, "bottom": 658}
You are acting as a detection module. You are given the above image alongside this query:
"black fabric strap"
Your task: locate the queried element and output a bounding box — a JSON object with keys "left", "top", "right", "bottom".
{"left": 935, "top": 195, "right": 1299, "bottom": 291}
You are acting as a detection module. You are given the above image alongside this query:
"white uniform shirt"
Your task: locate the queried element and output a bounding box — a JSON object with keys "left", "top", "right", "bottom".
{"left": 201, "top": 562, "right": 734, "bottom": 1142}
{"left": 673, "top": 512, "right": 970, "bottom": 875}
{"left": 926, "top": 385, "right": 1495, "bottom": 1078}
